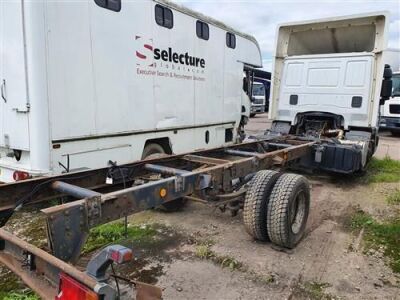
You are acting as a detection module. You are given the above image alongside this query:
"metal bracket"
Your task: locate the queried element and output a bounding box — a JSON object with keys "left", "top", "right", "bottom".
{"left": 86, "top": 196, "right": 102, "bottom": 227}
{"left": 1, "top": 80, "right": 6, "bottom": 103}
{"left": 13, "top": 104, "right": 30, "bottom": 113}
{"left": 174, "top": 176, "right": 185, "bottom": 193}
{"left": 251, "top": 157, "right": 259, "bottom": 168}
{"left": 198, "top": 174, "right": 211, "bottom": 190}
{"left": 44, "top": 203, "right": 89, "bottom": 263}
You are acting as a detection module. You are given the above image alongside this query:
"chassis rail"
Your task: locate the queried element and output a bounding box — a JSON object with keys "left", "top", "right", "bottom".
{"left": 0, "top": 136, "right": 314, "bottom": 299}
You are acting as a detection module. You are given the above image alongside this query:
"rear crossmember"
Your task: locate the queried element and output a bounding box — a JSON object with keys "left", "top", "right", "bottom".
{"left": 0, "top": 136, "right": 314, "bottom": 299}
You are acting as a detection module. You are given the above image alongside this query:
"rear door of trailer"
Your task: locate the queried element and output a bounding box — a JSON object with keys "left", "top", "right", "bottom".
{"left": 0, "top": 0, "right": 30, "bottom": 152}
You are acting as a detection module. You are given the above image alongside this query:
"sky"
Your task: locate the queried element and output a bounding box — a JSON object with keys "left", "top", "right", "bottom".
{"left": 177, "top": 0, "right": 400, "bottom": 71}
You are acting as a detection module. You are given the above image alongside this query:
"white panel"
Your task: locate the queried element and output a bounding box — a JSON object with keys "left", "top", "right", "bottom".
{"left": 90, "top": 1, "right": 155, "bottom": 134}
{"left": 151, "top": 6, "right": 195, "bottom": 129}
{"left": 307, "top": 68, "right": 340, "bottom": 87}
{"left": 278, "top": 54, "right": 374, "bottom": 128}
{"left": 285, "top": 63, "right": 303, "bottom": 86}
{"left": 47, "top": 0, "right": 96, "bottom": 140}
{"left": 223, "top": 37, "right": 242, "bottom": 123}
{"left": 63, "top": 145, "right": 133, "bottom": 171}
{"left": 0, "top": 1, "right": 4, "bottom": 147}
{"left": 194, "top": 25, "right": 224, "bottom": 125}
{"left": 1, "top": 0, "right": 30, "bottom": 150}
{"left": 345, "top": 61, "right": 367, "bottom": 87}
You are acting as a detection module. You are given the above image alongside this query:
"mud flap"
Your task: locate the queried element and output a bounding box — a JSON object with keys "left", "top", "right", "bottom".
{"left": 136, "top": 282, "right": 163, "bottom": 300}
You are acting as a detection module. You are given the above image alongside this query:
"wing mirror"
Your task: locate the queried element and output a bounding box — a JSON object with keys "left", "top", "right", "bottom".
{"left": 380, "top": 64, "right": 393, "bottom": 105}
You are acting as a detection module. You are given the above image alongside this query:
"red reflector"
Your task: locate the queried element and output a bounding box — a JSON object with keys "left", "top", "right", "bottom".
{"left": 13, "top": 171, "right": 30, "bottom": 181}
{"left": 109, "top": 248, "right": 133, "bottom": 264}
{"left": 56, "top": 273, "right": 99, "bottom": 300}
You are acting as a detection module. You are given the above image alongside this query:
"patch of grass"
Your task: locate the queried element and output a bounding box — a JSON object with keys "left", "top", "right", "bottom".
{"left": 350, "top": 210, "right": 400, "bottom": 273}
{"left": 83, "top": 222, "right": 157, "bottom": 254}
{"left": 195, "top": 244, "right": 213, "bottom": 259}
{"left": 387, "top": 189, "right": 400, "bottom": 205}
{"left": 195, "top": 243, "right": 243, "bottom": 271}
{"left": 295, "top": 282, "right": 336, "bottom": 300}
{"left": 217, "top": 256, "right": 242, "bottom": 270}
{"left": 0, "top": 291, "right": 39, "bottom": 300}
{"left": 260, "top": 274, "right": 276, "bottom": 284}
{"left": 366, "top": 157, "right": 400, "bottom": 183}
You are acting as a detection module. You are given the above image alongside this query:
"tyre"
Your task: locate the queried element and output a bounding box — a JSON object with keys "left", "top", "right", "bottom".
{"left": 267, "top": 173, "right": 310, "bottom": 249}
{"left": 142, "top": 143, "right": 187, "bottom": 212}
{"left": 243, "top": 170, "right": 282, "bottom": 241}
{"left": 250, "top": 113, "right": 256, "bottom": 118}
{"left": 141, "top": 143, "right": 166, "bottom": 159}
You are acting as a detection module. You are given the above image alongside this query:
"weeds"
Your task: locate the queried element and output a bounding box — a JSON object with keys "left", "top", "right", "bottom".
{"left": 0, "top": 291, "right": 39, "bottom": 300}
{"left": 83, "top": 222, "right": 157, "bottom": 254}
{"left": 387, "top": 189, "right": 400, "bottom": 205}
{"left": 366, "top": 157, "right": 400, "bottom": 183}
{"left": 293, "top": 281, "right": 336, "bottom": 300}
{"left": 350, "top": 210, "right": 400, "bottom": 273}
{"left": 195, "top": 242, "right": 243, "bottom": 271}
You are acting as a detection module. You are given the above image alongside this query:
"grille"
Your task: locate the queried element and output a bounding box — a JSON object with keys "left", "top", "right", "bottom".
{"left": 389, "top": 104, "right": 400, "bottom": 114}
{"left": 252, "top": 98, "right": 264, "bottom": 105}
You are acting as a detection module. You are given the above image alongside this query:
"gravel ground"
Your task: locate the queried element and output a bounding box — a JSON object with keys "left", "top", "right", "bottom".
{"left": 0, "top": 114, "right": 399, "bottom": 300}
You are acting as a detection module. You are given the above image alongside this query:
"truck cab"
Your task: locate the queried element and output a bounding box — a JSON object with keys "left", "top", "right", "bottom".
{"left": 268, "top": 12, "right": 391, "bottom": 173}
{"left": 250, "top": 82, "right": 266, "bottom": 117}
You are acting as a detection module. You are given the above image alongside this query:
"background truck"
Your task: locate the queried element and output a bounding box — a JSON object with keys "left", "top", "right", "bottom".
{"left": 250, "top": 82, "right": 266, "bottom": 117}
{"left": 249, "top": 69, "right": 271, "bottom": 117}
{"left": 268, "top": 12, "right": 392, "bottom": 173}
{"left": 0, "top": 0, "right": 262, "bottom": 183}
{"left": 379, "top": 48, "right": 400, "bottom": 135}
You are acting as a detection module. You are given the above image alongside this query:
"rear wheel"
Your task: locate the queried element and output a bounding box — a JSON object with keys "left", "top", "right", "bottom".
{"left": 142, "top": 143, "right": 187, "bottom": 212}
{"left": 267, "top": 173, "right": 310, "bottom": 249}
{"left": 141, "top": 143, "right": 166, "bottom": 159}
{"left": 243, "top": 170, "right": 281, "bottom": 241}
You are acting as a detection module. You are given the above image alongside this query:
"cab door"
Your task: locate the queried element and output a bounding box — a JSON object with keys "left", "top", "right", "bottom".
{"left": 0, "top": 0, "right": 30, "bottom": 151}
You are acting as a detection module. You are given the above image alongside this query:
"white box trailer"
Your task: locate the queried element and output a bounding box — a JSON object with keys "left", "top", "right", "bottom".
{"left": 0, "top": 0, "right": 262, "bottom": 182}
{"left": 268, "top": 12, "right": 392, "bottom": 173}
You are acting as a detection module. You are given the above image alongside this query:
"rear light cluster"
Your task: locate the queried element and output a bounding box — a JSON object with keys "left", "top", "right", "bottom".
{"left": 12, "top": 171, "right": 30, "bottom": 181}
{"left": 109, "top": 247, "right": 133, "bottom": 264}
{"left": 56, "top": 273, "right": 98, "bottom": 300}
{"left": 56, "top": 247, "right": 133, "bottom": 300}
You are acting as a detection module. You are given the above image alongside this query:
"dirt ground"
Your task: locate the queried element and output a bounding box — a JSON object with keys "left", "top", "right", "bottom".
{"left": 122, "top": 115, "right": 400, "bottom": 300}
{"left": 124, "top": 178, "right": 400, "bottom": 300}
{"left": 1, "top": 114, "right": 400, "bottom": 299}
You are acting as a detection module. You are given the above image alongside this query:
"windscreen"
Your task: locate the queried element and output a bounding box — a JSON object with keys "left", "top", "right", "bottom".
{"left": 393, "top": 74, "right": 400, "bottom": 97}
{"left": 252, "top": 83, "right": 265, "bottom": 96}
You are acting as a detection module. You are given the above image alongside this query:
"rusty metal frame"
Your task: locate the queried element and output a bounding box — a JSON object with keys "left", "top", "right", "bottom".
{"left": 41, "top": 139, "right": 314, "bottom": 263}
{"left": 0, "top": 136, "right": 314, "bottom": 299}
{"left": 0, "top": 228, "right": 115, "bottom": 299}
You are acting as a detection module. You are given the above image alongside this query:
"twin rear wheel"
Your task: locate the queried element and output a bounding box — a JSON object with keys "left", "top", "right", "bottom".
{"left": 243, "top": 170, "right": 310, "bottom": 249}
{"left": 143, "top": 142, "right": 310, "bottom": 246}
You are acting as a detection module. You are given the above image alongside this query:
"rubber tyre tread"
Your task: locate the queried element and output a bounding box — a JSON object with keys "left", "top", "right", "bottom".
{"left": 267, "top": 173, "right": 310, "bottom": 249}
{"left": 243, "top": 170, "right": 281, "bottom": 241}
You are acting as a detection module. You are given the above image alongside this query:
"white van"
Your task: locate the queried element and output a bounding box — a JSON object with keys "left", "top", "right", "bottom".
{"left": 0, "top": 0, "right": 262, "bottom": 182}
{"left": 269, "top": 12, "right": 391, "bottom": 173}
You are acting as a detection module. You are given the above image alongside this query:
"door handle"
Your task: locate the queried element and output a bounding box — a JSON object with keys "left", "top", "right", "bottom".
{"left": 1, "top": 79, "right": 6, "bottom": 103}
